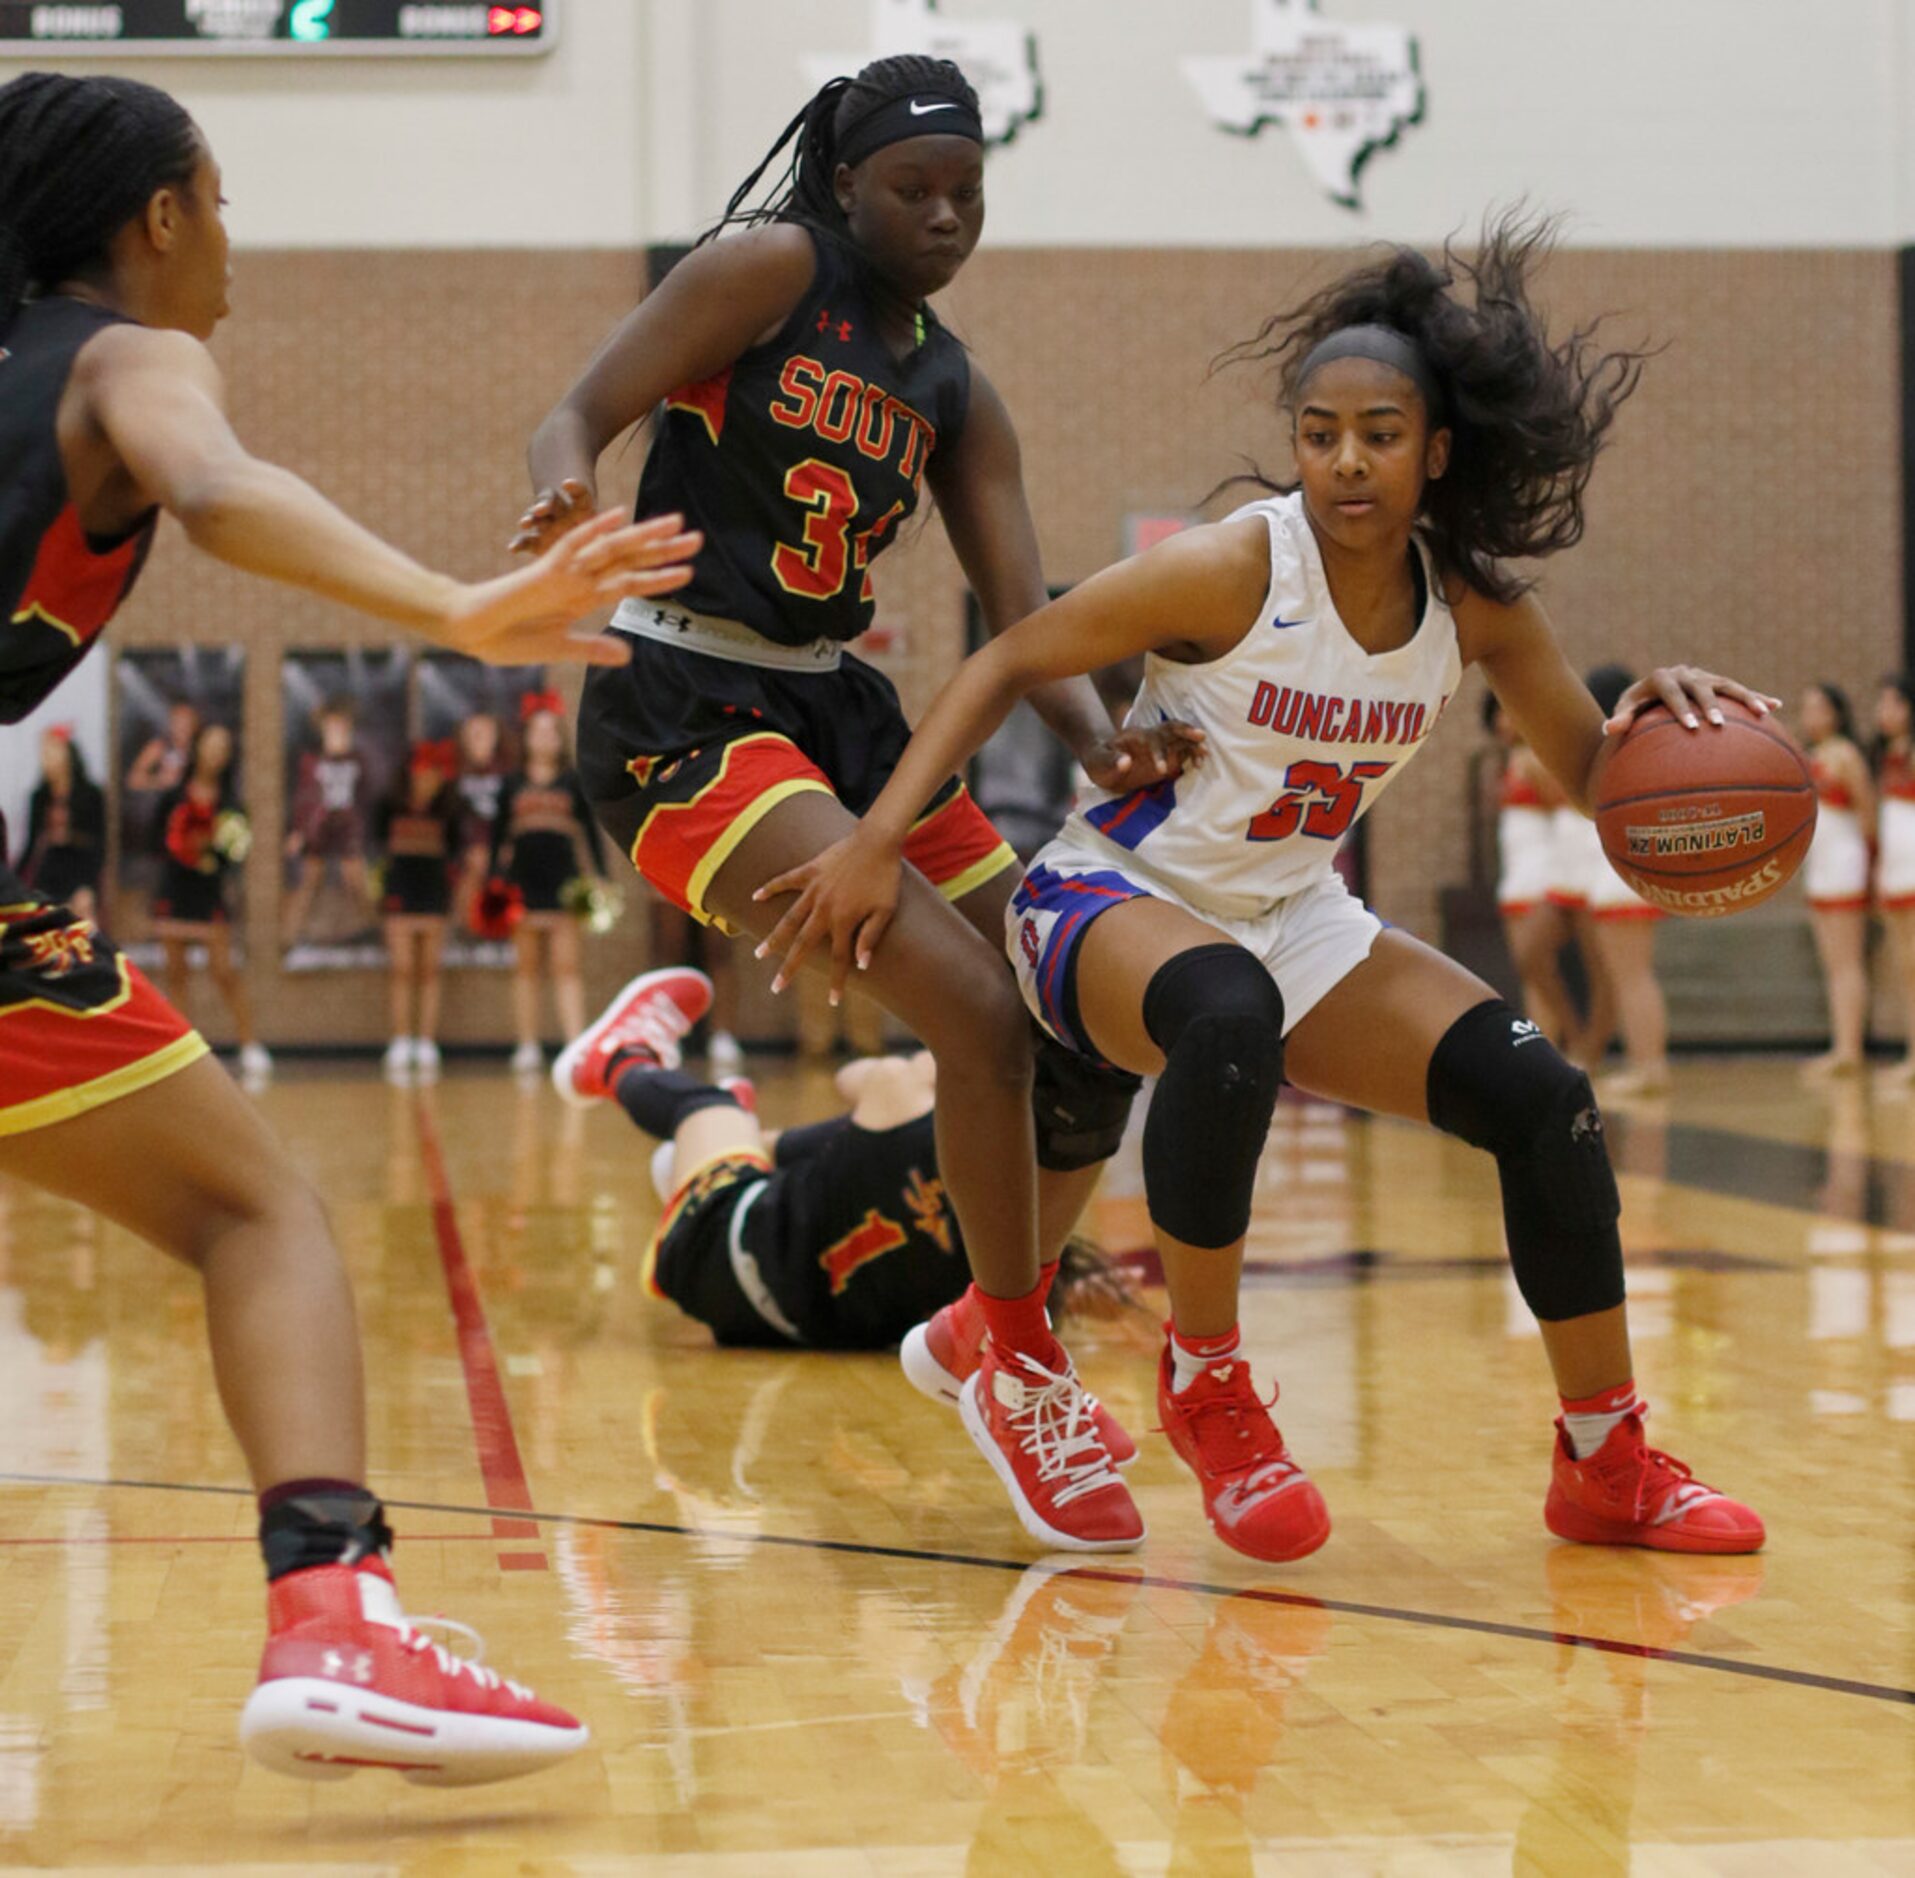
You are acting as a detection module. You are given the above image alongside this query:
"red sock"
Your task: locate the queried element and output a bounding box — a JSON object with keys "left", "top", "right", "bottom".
{"left": 1169, "top": 1323, "right": 1242, "bottom": 1393}
{"left": 1036, "top": 1260, "right": 1059, "bottom": 1302}
{"left": 977, "top": 1277, "right": 1064, "bottom": 1367}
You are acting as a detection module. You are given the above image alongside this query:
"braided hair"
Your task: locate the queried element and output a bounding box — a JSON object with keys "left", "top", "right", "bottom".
{"left": 1216, "top": 208, "right": 1650, "bottom": 606}
{"left": 697, "top": 54, "right": 980, "bottom": 262}
{"left": 0, "top": 72, "right": 201, "bottom": 340}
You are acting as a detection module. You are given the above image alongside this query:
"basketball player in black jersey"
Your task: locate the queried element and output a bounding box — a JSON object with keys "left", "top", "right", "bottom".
{"left": 551, "top": 969, "right": 1138, "bottom": 1353}
{"left": 519, "top": 56, "right": 1199, "bottom": 1551}
{"left": 0, "top": 72, "right": 702, "bottom": 1782}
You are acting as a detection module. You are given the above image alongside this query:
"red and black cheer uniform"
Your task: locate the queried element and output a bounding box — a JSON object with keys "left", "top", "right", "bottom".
{"left": 577, "top": 228, "right": 1013, "bottom": 927}
{"left": 377, "top": 788, "right": 460, "bottom": 917}
{"left": 491, "top": 767, "right": 606, "bottom": 913}
{"left": 289, "top": 746, "right": 370, "bottom": 860}
{"left": 453, "top": 762, "right": 506, "bottom": 856}
{"left": 0, "top": 298, "right": 204, "bottom": 1134}
{"left": 645, "top": 1109, "right": 969, "bottom": 1349}
{"left": 22, "top": 775, "right": 106, "bottom": 906}
{"left": 151, "top": 780, "right": 236, "bottom": 927}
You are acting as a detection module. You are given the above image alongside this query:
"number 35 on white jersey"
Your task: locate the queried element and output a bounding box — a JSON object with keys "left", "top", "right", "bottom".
{"left": 1066, "top": 489, "right": 1461, "bottom": 921}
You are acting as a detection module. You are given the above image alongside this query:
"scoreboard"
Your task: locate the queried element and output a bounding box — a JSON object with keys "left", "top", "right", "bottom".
{"left": 0, "top": 1, "right": 553, "bottom": 54}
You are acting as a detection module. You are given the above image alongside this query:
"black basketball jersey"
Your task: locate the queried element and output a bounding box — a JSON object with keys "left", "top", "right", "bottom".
{"left": 634, "top": 229, "right": 971, "bottom": 648}
{"left": 0, "top": 299, "right": 157, "bottom": 725}
{"left": 753, "top": 1110, "right": 968, "bottom": 1348}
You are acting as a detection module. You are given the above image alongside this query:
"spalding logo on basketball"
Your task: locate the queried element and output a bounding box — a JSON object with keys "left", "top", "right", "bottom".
{"left": 1592, "top": 699, "right": 1816, "bottom": 918}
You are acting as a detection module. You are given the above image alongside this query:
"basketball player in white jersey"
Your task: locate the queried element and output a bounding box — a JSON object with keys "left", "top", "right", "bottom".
{"left": 757, "top": 214, "right": 1778, "bottom": 1565}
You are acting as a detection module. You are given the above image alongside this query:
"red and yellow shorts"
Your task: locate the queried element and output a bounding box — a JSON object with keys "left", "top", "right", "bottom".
{"left": 0, "top": 874, "right": 207, "bottom": 1137}
{"left": 578, "top": 638, "right": 1016, "bottom": 927}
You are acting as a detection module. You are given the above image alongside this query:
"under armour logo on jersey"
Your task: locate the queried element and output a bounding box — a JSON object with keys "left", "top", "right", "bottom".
{"left": 815, "top": 307, "right": 854, "bottom": 342}
{"left": 1510, "top": 1019, "right": 1543, "bottom": 1047}
{"left": 1269, "top": 614, "right": 1313, "bottom": 631}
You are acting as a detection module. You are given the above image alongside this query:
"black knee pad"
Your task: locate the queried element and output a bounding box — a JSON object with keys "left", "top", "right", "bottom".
{"left": 1426, "top": 1000, "right": 1624, "bottom": 1321}
{"left": 1030, "top": 1023, "right": 1142, "bottom": 1172}
{"left": 1141, "top": 945, "right": 1285, "bottom": 1249}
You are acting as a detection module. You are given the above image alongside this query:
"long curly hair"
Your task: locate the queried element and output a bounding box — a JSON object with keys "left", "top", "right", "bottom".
{"left": 1215, "top": 209, "right": 1649, "bottom": 604}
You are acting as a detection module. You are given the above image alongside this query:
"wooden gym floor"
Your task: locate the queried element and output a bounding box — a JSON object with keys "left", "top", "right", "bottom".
{"left": 0, "top": 1056, "right": 1910, "bottom": 1873}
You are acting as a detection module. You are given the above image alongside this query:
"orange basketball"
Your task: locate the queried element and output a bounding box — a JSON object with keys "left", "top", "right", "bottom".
{"left": 1592, "top": 699, "right": 1817, "bottom": 918}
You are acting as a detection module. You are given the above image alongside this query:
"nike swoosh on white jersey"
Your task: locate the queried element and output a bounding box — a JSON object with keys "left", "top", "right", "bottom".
{"left": 910, "top": 100, "right": 961, "bottom": 115}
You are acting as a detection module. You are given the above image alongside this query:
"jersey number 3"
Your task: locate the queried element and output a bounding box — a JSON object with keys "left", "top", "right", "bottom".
{"left": 1247, "top": 759, "right": 1391, "bottom": 843}
{"left": 772, "top": 460, "right": 903, "bottom": 605}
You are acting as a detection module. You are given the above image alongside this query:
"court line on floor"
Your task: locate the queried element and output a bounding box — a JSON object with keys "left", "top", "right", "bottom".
{"left": 0, "top": 1532, "right": 500, "bottom": 1546}
{"left": 412, "top": 1097, "right": 545, "bottom": 1571}
{"left": 4, "top": 1468, "right": 1908, "bottom": 1710}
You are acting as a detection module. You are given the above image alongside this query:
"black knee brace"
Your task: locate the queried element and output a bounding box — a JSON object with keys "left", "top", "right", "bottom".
{"left": 1425, "top": 1000, "right": 1624, "bottom": 1321}
{"left": 1141, "top": 945, "right": 1285, "bottom": 1249}
{"left": 1031, "top": 1023, "right": 1142, "bottom": 1172}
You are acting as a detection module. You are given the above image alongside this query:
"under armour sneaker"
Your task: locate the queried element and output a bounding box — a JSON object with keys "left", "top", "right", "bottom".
{"left": 1156, "top": 1341, "right": 1331, "bottom": 1564}
{"left": 551, "top": 967, "right": 713, "bottom": 1108}
{"left": 901, "top": 1287, "right": 1138, "bottom": 1466}
{"left": 1544, "top": 1408, "right": 1764, "bottom": 1553}
{"left": 240, "top": 1556, "right": 587, "bottom": 1785}
{"left": 959, "top": 1343, "right": 1144, "bottom": 1553}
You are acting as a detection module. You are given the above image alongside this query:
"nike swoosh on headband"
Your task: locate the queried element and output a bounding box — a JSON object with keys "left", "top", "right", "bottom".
{"left": 909, "top": 100, "right": 961, "bottom": 115}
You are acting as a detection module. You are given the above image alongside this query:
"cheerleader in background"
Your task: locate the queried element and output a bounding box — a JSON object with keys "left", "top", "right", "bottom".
{"left": 1800, "top": 681, "right": 1873, "bottom": 1080}
{"left": 492, "top": 693, "right": 610, "bottom": 1072}
{"left": 152, "top": 724, "right": 269, "bottom": 1083}
{"left": 451, "top": 709, "right": 509, "bottom": 933}
{"left": 281, "top": 696, "right": 373, "bottom": 947}
{"left": 22, "top": 726, "right": 107, "bottom": 928}
{"left": 1545, "top": 760, "right": 1617, "bottom": 1071}
{"left": 376, "top": 740, "right": 461, "bottom": 1083}
{"left": 1577, "top": 666, "right": 1669, "bottom": 1097}
{"left": 1872, "top": 675, "right": 1915, "bottom": 1082}
{"left": 1486, "top": 691, "right": 1574, "bottom": 1045}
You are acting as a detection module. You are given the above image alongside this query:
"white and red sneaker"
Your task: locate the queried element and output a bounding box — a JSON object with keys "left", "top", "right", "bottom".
{"left": 901, "top": 1286, "right": 1138, "bottom": 1466}
{"left": 240, "top": 1557, "right": 587, "bottom": 1785}
{"left": 1545, "top": 1407, "right": 1765, "bottom": 1554}
{"left": 1156, "top": 1341, "right": 1330, "bottom": 1564}
{"left": 959, "top": 1342, "right": 1144, "bottom": 1553}
{"left": 551, "top": 967, "right": 712, "bottom": 1108}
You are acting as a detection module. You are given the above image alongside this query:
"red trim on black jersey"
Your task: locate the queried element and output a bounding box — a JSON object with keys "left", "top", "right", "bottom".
{"left": 10, "top": 502, "right": 146, "bottom": 649}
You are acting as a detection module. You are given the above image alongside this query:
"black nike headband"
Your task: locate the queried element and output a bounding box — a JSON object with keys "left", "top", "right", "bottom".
{"left": 836, "top": 92, "right": 985, "bottom": 169}
{"left": 1297, "top": 324, "right": 1447, "bottom": 423}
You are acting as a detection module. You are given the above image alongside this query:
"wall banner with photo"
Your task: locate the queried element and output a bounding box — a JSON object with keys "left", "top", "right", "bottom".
{"left": 280, "top": 648, "right": 410, "bottom": 970}
{"left": 415, "top": 655, "right": 554, "bottom": 967}
{"left": 113, "top": 647, "right": 249, "bottom": 965}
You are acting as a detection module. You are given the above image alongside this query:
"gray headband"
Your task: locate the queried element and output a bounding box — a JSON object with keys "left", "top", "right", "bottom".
{"left": 1297, "top": 324, "right": 1446, "bottom": 422}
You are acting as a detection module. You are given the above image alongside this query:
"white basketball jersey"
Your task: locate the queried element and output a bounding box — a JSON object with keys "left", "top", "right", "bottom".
{"left": 1066, "top": 490, "right": 1462, "bottom": 920}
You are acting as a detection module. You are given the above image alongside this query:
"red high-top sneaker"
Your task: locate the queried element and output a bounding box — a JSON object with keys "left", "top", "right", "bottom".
{"left": 551, "top": 967, "right": 711, "bottom": 1107}
{"left": 901, "top": 1285, "right": 1138, "bottom": 1466}
{"left": 1156, "top": 1341, "right": 1330, "bottom": 1564}
{"left": 1545, "top": 1407, "right": 1765, "bottom": 1553}
{"left": 240, "top": 1557, "right": 587, "bottom": 1785}
{"left": 959, "top": 1342, "right": 1144, "bottom": 1553}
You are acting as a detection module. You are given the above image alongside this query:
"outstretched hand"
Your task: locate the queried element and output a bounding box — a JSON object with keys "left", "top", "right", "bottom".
{"left": 1603, "top": 665, "right": 1782, "bottom": 736}
{"left": 750, "top": 829, "right": 904, "bottom": 1006}
{"left": 508, "top": 477, "right": 598, "bottom": 558}
{"left": 442, "top": 509, "right": 701, "bottom": 669}
{"left": 1080, "top": 718, "right": 1208, "bottom": 793}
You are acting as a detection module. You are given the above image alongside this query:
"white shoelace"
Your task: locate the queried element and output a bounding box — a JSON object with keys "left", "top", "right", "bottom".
{"left": 1005, "top": 1361, "right": 1121, "bottom": 1509}
{"left": 399, "top": 1615, "right": 534, "bottom": 1701}
{"left": 616, "top": 997, "right": 693, "bottom": 1066}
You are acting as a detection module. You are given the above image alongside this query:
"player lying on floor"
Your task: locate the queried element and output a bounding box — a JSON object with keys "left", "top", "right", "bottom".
{"left": 552, "top": 969, "right": 1138, "bottom": 1364}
